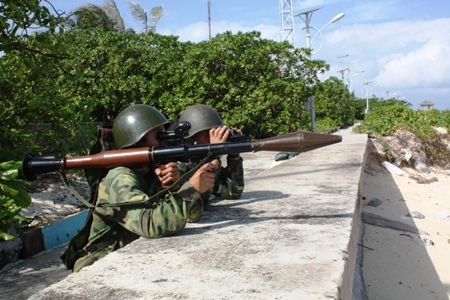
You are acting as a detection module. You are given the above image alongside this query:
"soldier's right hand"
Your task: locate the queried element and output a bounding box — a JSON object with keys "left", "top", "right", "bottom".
{"left": 188, "top": 160, "right": 219, "bottom": 193}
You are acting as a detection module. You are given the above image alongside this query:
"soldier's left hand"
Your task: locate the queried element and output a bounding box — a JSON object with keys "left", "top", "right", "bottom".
{"left": 155, "top": 162, "right": 180, "bottom": 189}
{"left": 230, "top": 128, "right": 243, "bottom": 136}
{"left": 209, "top": 126, "right": 228, "bottom": 143}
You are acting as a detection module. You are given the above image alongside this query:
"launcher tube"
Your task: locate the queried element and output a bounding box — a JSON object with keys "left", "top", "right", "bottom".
{"left": 22, "top": 131, "right": 342, "bottom": 180}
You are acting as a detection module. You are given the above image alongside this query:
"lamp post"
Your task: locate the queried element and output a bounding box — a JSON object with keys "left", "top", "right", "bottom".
{"left": 348, "top": 72, "right": 360, "bottom": 94}
{"left": 363, "top": 82, "right": 379, "bottom": 114}
{"left": 358, "top": 70, "right": 365, "bottom": 98}
{"left": 337, "top": 68, "right": 347, "bottom": 80}
{"left": 295, "top": 8, "right": 345, "bottom": 132}
{"left": 392, "top": 92, "right": 404, "bottom": 100}
{"left": 337, "top": 54, "right": 350, "bottom": 87}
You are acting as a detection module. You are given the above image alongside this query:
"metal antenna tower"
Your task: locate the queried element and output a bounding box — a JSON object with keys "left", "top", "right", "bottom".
{"left": 280, "top": 0, "right": 294, "bottom": 44}
{"left": 208, "top": 0, "right": 211, "bottom": 40}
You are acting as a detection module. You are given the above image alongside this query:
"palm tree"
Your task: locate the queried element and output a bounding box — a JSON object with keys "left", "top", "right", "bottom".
{"left": 65, "top": 0, "right": 163, "bottom": 33}
{"left": 126, "top": 0, "right": 163, "bottom": 33}
{"left": 64, "top": 0, "right": 126, "bottom": 32}
{"left": 101, "top": 0, "right": 126, "bottom": 32}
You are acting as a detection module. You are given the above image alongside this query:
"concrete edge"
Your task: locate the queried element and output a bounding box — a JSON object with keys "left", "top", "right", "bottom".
{"left": 338, "top": 136, "right": 368, "bottom": 299}
{"left": 0, "top": 210, "right": 88, "bottom": 269}
{"left": 351, "top": 140, "right": 370, "bottom": 300}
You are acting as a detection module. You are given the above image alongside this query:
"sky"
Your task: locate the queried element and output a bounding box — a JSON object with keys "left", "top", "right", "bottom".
{"left": 48, "top": 0, "right": 450, "bottom": 110}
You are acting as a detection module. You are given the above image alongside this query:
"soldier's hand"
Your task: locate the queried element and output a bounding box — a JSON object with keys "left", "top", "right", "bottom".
{"left": 226, "top": 128, "right": 243, "bottom": 159}
{"left": 230, "top": 128, "right": 243, "bottom": 136}
{"left": 208, "top": 158, "right": 220, "bottom": 171}
{"left": 209, "top": 126, "right": 228, "bottom": 143}
{"left": 155, "top": 162, "right": 180, "bottom": 190}
{"left": 189, "top": 160, "right": 218, "bottom": 193}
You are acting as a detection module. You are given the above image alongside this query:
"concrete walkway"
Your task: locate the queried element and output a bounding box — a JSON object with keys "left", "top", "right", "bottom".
{"left": 28, "top": 127, "right": 368, "bottom": 300}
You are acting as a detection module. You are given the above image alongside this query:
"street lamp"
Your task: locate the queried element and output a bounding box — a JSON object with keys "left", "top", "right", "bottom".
{"left": 294, "top": 7, "right": 345, "bottom": 132}
{"left": 392, "top": 92, "right": 404, "bottom": 100}
{"left": 392, "top": 93, "right": 403, "bottom": 100}
{"left": 348, "top": 72, "right": 360, "bottom": 93}
{"left": 357, "top": 70, "right": 365, "bottom": 98}
{"left": 309, "top": 13, "right": 345, "bottom": 54}
{"left": 364, "top": 82, "right": 379, "bottom": 114}
{"left": 337, "top": 54, "right": 350, "bottom": 87}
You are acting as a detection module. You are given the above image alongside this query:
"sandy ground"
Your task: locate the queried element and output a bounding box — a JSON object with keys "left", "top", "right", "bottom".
{"left": 21, "top": 173, "right": 88, "bottom": 227}
{"left": 361, "top": 163, "right": 450, "bottom": 300}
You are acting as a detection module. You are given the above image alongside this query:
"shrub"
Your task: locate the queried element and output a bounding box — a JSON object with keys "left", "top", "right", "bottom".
{"left": 0, "top": 161, "right": 31, "bottom": 241}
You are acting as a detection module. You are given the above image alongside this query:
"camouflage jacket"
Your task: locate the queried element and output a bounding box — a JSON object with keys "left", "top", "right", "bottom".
{"left": 83, "top": 166, "right": 200, "bottom": 262}
{"left": 178, "top": 155, "right": 245, "bottom": 222}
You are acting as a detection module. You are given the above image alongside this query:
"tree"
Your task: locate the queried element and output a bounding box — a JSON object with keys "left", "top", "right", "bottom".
{"left": 0, "top": 0, "right": 62, "bottom": 54}
{"left": 0, "top": 0, "right": 64, "bottom": 238}
{"left": 65, "top": 0, "right": 163, "bottom": 33}
{"left": 1, "top": 29, "right": 326, "bottom": 152}
{"left": 65, "top": 0, "right": 126, "bottom": 32}
{"left": 126, "top": 0, "right": 163, "bottom": 33}
{"left": 164, "top": 31, "right": 322, "bottom": 136}
{"left": 0, "top": 0, "right": 71, "bottom": 162}
{"left": 314, "top": 76, "right": 354, "bottom": 127}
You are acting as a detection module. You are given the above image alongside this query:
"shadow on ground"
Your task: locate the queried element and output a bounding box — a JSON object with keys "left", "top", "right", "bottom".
{"left": 361, "top": 170, "right": 448, "bottom": 300}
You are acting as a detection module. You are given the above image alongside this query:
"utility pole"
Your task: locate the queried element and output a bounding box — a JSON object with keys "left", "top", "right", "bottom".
{"left": 295, "top": 8, "right": 345, "bottom": 132}
{"left": 358, "top": 70, "right": 365, "bottom": 98}
{"left": 279, "top": 0, "right": 295, "bottom": 44}
{"left": 362, "top": 80, "right": 378, "bottom": 114}
{"left": 208, "top": 0, "right": 211, "bottom": 40}
{"left": 337, "top": 68, "right": 347, "bottom": 80}
{"left": 337, "top": 54, "right": 350, "bottom": 85}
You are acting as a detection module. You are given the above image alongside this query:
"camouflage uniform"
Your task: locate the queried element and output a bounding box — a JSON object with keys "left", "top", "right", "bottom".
{"left": 65, "top": 104, "right": 208, "bottom": 271}
{"left": 177, "top": 104, "right": 246, "bottom": 223}
{"left": 73, "top": 166, "right": 200, "bottom": 271}
{"left": 180, "top": 155, "right": 244, "bottom": 223}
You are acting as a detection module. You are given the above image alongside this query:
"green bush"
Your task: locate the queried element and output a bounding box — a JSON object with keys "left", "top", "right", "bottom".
{"left": 354, "top": 103, "right": 450, "bottom": 167}
{"left": 314, "top": 76, "right": 354, "bottom": 127}
{"left": 315, "top": 117, "right": 340, "bottom": 133}
{"left": 0, "top": 161, "right": 31, "bottom": 241}
{"left": 1, "top": 29, "right": 328, "bottom": 155}
{"left": 353, "top": 103, "right": 415, "bottom": 136}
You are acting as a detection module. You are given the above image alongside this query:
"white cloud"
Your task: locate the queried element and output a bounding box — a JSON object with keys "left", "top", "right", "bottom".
{"left": 317, "top": 18, "right": 450, "bottom": 108}
{"left": 160, "top": 22, "right": 209, "bottom": 43}
{"left": 161, "top": 21, "right": 280, "bottom": 43}
{"left": 347, "top": 0, "right": 411, "bottom": 23}
{"left": 294, "top": 0, "right": 339, "bottom": 11}
{"left": 161, "top": 16, "right": 450, "bottom": 109}
{"left": 293, "top": 0, "right": 420, "bottom": 23}
{"left": 376, "top": 38, "right": 450, "bottom": 88}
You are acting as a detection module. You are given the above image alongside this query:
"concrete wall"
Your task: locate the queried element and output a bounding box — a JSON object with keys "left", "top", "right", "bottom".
{"left": 28, "top": 127, "right": 368, "bottom": 300}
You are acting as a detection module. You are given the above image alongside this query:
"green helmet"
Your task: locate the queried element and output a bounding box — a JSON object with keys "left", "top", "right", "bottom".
{"left": 113, "top": 104, "right": 169, "bottom": 149}
{"left": 179, "top": 104, "right": 224, "bottom": 138}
